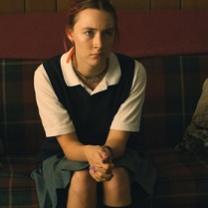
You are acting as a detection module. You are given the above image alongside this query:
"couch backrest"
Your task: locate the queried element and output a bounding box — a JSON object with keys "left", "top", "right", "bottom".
{"left": 140, "top": 54, "right": 208, "bottom": 148}
{"left": 1, "top": 11, "right": 208, "bottom": 154}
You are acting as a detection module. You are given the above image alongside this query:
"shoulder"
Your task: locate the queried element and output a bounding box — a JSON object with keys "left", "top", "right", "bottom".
{"left": 34, "top": 64, "right": 54, "bottom": 95}
{"left": 35, "top": 52, "right": 66, "bottom": 81}
{"left": 133, "top": 60, "right": 146, "bottom": 89}
{"left": 113, "top": 53, "right": 146, "bottom": 80}
{"left": 115, "top": 53, "right": 135, "bottom": 68}
{"left": 34, "top": 64, "right": 47, "bottom": 82}
{"left": 114, "top": 53, "right": 145, "bottom": 70}
{"left": 42, "top": 54, "right": 62, "bottom": 71}
{"left": 134, "top": 59, "right": 146, "bottom": 79}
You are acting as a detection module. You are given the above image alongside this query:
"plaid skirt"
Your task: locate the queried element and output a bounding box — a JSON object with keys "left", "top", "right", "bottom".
{"left": 31, "top": 148, "right": 156, "bottom": 208}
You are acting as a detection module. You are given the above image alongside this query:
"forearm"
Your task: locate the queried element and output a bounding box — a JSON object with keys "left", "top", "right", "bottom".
{"left": 105, "top": 130, "right": 130, "bottom": 159}
{"left": 57, "top": 133, "right": 88, "bottom": 161}
{"left": 104, "top": 141, "right": 125, "bottom": 159}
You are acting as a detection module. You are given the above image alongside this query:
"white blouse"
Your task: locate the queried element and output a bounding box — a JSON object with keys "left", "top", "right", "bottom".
{"left": 34, "top": 50, "right": 146, "bottom": 137}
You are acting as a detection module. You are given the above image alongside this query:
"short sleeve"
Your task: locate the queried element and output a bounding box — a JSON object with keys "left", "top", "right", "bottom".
{"left": 34, "top": 64, "right": 75, "bottom": 137}
{"left": 110, "top": 60, "right": 146, "bottom": 132}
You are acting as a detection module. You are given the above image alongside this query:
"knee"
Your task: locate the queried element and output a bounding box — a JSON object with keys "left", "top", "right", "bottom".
{"left": 103, "top": 167, "right": 132, "bottom": 206}
{"left": 104, "top": 167, "right": 131, "bottom": 192}
{"left": 70, "top": 170, "right": 96, "bottom": 193}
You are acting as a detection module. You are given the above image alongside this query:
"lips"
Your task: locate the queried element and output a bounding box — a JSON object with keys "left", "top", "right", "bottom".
{"left": 90, "top": 53, "right": 103, "bottom": 59}
{"left": 91, "top": 52, "right": 102, "bottom": 56}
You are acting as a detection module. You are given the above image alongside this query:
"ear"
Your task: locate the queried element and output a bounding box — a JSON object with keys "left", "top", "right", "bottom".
{"left": 65, "top": 27, "right": 74, "bottom": 43}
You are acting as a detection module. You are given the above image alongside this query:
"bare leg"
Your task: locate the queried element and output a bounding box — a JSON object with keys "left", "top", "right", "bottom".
{"left": 67, "top": 170, "right": 97, "bottom": 208}
{"left": 102, "top": 167, "right": 132, "bottom": 207}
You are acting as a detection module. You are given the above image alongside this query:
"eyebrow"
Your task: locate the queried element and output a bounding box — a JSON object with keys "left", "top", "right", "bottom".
{"left": 82, "top": 27, "right": 115, "bottom": 31}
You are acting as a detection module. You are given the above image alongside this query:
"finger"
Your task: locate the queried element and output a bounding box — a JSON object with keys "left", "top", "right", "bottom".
{"left": 97, "top": 169, "right": 114, "bottom": 181}
{"left": 100, "top": 151, "right": 109, "bottom": 160}
{"left": 89, "top": 168, "right": 101, "bottom": 182}
{"left": 91, "top": 172, "right": 113, "bottom": 182}
{"left": 94, "top": 147, "right": 111, "bottom": 162}
{"left": 101, "top": 150, "right": 112, "bottom": 162}
{"left": 93, "top": 152, "right": 107, "bottom": 164}
{"left": 91, "top": 163, "right": 114, "bottom": 176}
{"left": 95, "top": 167, "right": 109, "bottom": 175}
{"left": 99, "top": 162, "right": 114, "bottom": 171}
{"left": 98, "top": 164, "right": 111, "bottom": 173}
{"left": 89, "top": 165, "right": 113, "bottom": 181}
{"left": 94, "top": 169, "right": 113, "bottom": 181}
{"left": 103, "top": 173, "right": 114, "bottom": 181}
{"left": 89, "top": 166, "right": 107, "bottom": 181}
{"left": 99, "top": 152, "right": 109, "bottom": 163}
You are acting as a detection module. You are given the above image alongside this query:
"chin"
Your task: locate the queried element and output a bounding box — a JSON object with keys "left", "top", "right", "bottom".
{"left": 90, "top": 58, "right": 104, "bottom": 66}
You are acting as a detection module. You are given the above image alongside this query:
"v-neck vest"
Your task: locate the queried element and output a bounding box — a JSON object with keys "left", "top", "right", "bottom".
{"left": 40, "top": 53, "right": 135, "bottom": 159}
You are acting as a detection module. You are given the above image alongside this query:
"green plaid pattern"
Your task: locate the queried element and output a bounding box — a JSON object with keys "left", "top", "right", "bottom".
{"left": 1, "top": 59, "right": 44, "bottom": 155}
{"left": 147, "top": 148, "right": 208, "bottom": 208}
{"left": 0, "top": 156, "right": 38, "bottom": 208}
{"left": 139, "top": 55, "right": 208, "bottom": 148}
{"left": 1, "top": 54, "right": 208, "bottom": 207}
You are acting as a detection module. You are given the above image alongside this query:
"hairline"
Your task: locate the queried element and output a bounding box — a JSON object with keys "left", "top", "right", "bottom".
{"left": 71, "top": 8, "right": 116, "bottom": 30}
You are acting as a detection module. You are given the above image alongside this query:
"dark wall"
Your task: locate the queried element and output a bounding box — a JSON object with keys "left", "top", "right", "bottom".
{"left": 1, "top": 0, "right": 208, "bottom": 14}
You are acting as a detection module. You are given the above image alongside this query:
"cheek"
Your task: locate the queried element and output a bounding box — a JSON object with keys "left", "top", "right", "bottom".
{"left": 106, "top": 39, "right": 114, "bottom": 49}
{"left": 74, "top": 35, "right": 91, "bottom": 47}
{"left": 73, "top": 35, "right": 82, "bottom": 45}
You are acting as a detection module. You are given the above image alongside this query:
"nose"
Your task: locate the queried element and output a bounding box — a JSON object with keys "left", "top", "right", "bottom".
{"left": 93, "top": 33, "right": 103, "bottom": 49}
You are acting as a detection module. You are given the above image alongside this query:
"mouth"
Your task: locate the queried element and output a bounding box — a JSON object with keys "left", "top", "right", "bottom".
{"left": 90, "top": 53, "right": 103, "bottom": 59}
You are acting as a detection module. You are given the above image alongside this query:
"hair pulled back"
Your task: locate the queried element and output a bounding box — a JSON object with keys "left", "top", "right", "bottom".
{"left": 67, "top": 0, "right": 118, "bottom": 35}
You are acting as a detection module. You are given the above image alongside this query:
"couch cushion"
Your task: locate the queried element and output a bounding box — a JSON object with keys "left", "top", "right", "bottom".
{"left": 0, "top": 64, "right": 4, "bottom": 155}
{"left": 148, "top": 148, "right": 208, "bottom": 208}
{"left": 140, "top": 54, "right": 208, "bottom": 148}
{"left": 1, "top": 54, "right": 208, "bottom": 155}
{"left": 0, "top": 139, "right": 4, "bottom": 155}
{"left": 0, "top": 156, "right": 38, "bottom": 207}
{"left": 0, "top": 59, "right": 44, "bottom": 155}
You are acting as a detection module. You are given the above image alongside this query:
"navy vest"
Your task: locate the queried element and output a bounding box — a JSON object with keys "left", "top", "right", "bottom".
{"left": 40, "top": 53, "right": 135, "bottom": 160}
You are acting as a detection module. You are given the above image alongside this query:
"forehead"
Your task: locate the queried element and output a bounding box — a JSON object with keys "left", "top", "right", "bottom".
{"left": 74, "top": 8, "right": 115, "bottom": 30}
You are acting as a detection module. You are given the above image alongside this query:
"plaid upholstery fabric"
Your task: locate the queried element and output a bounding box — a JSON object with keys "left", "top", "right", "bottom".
{"left": 0, "top": 156, "right": 38, "bottom": 208}
{"left": 2, "top": 55, "right": 207, "bottom": 154}
{"left": 0, "top": 59, "right": 44, "bottom": 155}
{"left": 0, "top": 61, "right": 4, "bottom": 154}
{"left": 1, "top": 11, "right": 208, "bottom": 208}
{"left": 1, "top": 54, "right": 208, "bottom": 207}
{"left": 147, "top": 148, "right": 208, "bottom": 208}
{"left": 138, "top": 55, "right": 208, "bottom": 148}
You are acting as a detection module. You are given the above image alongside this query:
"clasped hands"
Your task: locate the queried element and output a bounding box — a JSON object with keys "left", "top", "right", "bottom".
{"left": 84, "top": 145, "right": 114, "bottom": 182}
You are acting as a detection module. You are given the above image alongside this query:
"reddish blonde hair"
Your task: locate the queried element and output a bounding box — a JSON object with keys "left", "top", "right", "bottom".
{"left": 66, "top": 0, "right": 118, "bottom": 37}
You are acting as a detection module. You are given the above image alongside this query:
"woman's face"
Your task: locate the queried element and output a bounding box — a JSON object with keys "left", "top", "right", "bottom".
{"left": 67, "top": 8, "right": 115, "bottom": 70}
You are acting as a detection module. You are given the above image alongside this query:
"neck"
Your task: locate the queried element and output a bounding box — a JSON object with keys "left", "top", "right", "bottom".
{"left": 71, "top": 54, "right": 108, "bottom": 88}
{"left": 74, "top": 66, "right": 107, "bottom": 80}
{"left": 72, "top": 53, "right": 108, "bottom": 77}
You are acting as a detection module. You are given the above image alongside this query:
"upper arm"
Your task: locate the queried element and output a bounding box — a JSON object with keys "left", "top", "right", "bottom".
{"left": 110, "top": 61, "right": 146, "bottom": 132}
{"left": 34, "top": 65, "right": 75, "bottom": 137}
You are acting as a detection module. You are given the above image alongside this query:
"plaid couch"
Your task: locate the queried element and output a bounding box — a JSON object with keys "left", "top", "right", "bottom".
{"left": 1, "top": 12, "right": 208, "bottom": 208}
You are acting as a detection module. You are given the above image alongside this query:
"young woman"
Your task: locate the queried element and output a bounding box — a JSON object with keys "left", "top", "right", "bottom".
{"left": 32, "top": 0, "right": 156, "bottom": 207}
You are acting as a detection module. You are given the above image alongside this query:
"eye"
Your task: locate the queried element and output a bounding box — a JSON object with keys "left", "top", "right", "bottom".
{"left": 84, "top": 30, "right": 94, "bottom": 38}
{"left": 103, "top": 29, "right": 114, "bottom": 38}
